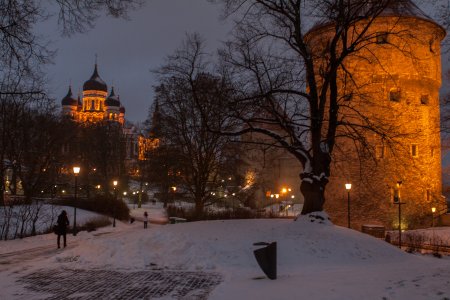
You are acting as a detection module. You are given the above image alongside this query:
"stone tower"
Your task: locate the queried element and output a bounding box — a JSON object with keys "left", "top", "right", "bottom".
{"left": 307, "top": 1, "right": 447, "bottom": 229}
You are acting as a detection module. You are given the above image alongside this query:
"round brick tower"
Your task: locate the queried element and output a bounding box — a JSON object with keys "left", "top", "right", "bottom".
{"left": 307, "top": 1, "right": 447, "bottom": 229}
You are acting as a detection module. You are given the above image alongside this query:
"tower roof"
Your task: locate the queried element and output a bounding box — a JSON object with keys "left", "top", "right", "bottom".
{"left": 83, "top": 64, "right": 107, "bottom": 92}
{"left": 61, "top": 86, "right": 78, "bottom": 106}
{"left": 380, "top": 0, "right": 431, "bottom": 20}
{"left": 105, "top": 87, "right": 121, "bottom": 107}
{"left": 308, "top": 0, "right": 444, "bottom": 35}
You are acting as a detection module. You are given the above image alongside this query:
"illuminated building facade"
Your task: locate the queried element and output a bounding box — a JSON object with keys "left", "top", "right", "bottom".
{"left": 307, "top": 0, "right": 446, "bottom": 229}
{"left": 61, "top": 64, "right": 140, "bottom": 174}
{"left": 61, "top": 64, "right": 125, "bottom": 124}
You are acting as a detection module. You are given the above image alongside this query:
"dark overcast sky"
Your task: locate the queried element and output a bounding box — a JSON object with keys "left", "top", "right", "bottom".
{"left": 41, "top": 0, "right": 231, "bottom": 123}
{"left": 40, "top": 1, "right": 449, "bottom": 124}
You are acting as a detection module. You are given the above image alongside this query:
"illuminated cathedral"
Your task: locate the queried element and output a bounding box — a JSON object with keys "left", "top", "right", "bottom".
{"left": 61, "top": 64, "right": 125, "bottom": 124}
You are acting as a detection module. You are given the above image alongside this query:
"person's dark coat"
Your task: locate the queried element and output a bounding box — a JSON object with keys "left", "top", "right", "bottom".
{"left": 57, "top": 211, "right": 69, "bottom": 234}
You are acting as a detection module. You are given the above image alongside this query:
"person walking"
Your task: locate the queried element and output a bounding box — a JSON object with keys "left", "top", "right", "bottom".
{"left": 143, "top": 211, "right": 148, "bottom": 229}
{"left": 57, "top": 210, "right": 70, "bottom": 249}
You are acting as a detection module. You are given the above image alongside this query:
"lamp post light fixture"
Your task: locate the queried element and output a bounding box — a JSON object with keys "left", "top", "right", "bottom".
{"left": 113, "top": 180, "right": 118, "bottom": 227}
{"left": 431, "top": 206, "right": 437, "bottom": 245}
{"left": 73, "top": 166, "right": 80, "bottom": 236}
{"left": 345, "top": 183, "right": 352, "bottom": 229}
{"left": 393, "top": 181, "right": 405, "bottom": 249}
{"left": 431, "top": 207, "right": 436, "bottom": 228}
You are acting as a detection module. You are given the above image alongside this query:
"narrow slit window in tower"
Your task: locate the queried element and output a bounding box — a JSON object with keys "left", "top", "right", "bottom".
{"left": 375, "top": 145, "right": 384, "bottom": 159}
{"left": 411, "top": 144, "right": 418, "bottom": 158}
{"left": 376, "top": 32, "right": 389, "bottom": 44}
{"left": 420, "top": 95, "right": 429, "bottom": 105}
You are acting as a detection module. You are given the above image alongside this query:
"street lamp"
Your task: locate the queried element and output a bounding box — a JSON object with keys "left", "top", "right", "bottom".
{"left": 393, "top": 181, "right": 405, "bottom": 249}
{"left": 73, "top": 166, "right": 80, "bottom": 236}
{"left": 431, "top": 206, "right": 437, "bottom": 245}
{"left": 431, "top": 207, "right": 436, "bottom": 228}
{"left": 113, "top": 180, "right": 118, "bottom": 227}
{"left": 345, "top": 183, "right": 352, "bottom": 228}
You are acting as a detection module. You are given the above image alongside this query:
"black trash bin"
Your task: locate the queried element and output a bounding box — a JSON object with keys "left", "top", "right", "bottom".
{"left": 253, "top": 242, "right": 277, "bottom": 280}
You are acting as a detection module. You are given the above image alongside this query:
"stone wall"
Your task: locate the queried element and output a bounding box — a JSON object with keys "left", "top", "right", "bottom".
{"left": 308, "top": 16, "right": 446, "bottom": 229}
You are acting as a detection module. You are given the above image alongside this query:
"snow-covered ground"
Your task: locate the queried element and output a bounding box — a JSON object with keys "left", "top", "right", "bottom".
{"left": 1, "top": 209, "right": 450, "bottom": 299}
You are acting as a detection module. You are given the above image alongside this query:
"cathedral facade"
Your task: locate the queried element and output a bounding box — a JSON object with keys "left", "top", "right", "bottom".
{"left": 60, "top": 64, "right": 141, "bottom": 174}
{"left": 61, "top": 64, "right": 125, "bottom": 124}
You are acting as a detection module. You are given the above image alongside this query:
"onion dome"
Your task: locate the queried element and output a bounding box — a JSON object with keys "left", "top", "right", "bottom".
{"left": 105, "top": 87, "right": 120, "bottom": 107}
{"left": 61, "top": 86, "right": 77, "bottom": 106}
{"left": 120, "top": 106, "right": 125, "bottom": 113}
{"left": 83, "top": 64, "right": 107, "bottom": 92}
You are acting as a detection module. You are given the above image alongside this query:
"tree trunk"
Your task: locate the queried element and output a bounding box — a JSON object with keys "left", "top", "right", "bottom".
{"left": 300, "top": 178, "right": 327, "bottom": 215}
{"left": 195, "top": 198, "right": 204, "bottom": 218}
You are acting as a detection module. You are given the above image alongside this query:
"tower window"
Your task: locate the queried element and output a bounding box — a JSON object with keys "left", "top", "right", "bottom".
{"left": 376, "top": 32, "right": 389, "bottom": 44}
{"left": 420, "top": 95, "right": 429, "bottom": 105}
{"left": 389, "top": 88, "right": 401, "bottom": 102}
{"left": 375, "top": 145, "right": 384, "bottom": 159}
{"left": 411, "top": 144, "right": 418, "bottom": 158}
{"left": 343, "top": 93, "right": 353, "bottom": 101}
{"left": 372, "top": 74, "right": 383, "bottom": 83}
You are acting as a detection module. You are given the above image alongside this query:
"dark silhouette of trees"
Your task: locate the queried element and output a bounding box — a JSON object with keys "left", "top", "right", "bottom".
{"left": 151, "top": 34, "right": 238, "bottom": 216}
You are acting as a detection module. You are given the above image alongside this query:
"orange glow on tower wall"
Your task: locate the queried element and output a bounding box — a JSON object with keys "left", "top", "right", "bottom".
{"left": 307, "top": 4, "right": 446, "bottom": 229}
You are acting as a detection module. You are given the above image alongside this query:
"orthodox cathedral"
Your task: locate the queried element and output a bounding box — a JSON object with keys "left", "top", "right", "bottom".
{"left": 60, "top": 63, "right": 143, "bottom": 174}
{"left": 61, "top": 64, "right": 125, "bottom": 124}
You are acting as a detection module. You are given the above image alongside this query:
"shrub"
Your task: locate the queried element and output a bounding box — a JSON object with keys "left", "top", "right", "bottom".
{"left": 80, "top": 216, "right": 111, "bottom": 232}
{"left": 55, "top": 194, "right": 130, "bottom": 221}
{"left": 166, "top": 205, "right": 280, "bottom": 221}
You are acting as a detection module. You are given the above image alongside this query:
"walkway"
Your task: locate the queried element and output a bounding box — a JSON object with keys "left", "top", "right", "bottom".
{"left": 18, "top": 268, "right": 221, "bottom": 299}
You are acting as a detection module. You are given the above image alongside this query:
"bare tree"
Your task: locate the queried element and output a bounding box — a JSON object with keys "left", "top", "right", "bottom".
{"left": 213, "top": 0, "right": 450, "bottom": 215}
{"left": 153, "top": 34, "right": 237, "bottom": 216}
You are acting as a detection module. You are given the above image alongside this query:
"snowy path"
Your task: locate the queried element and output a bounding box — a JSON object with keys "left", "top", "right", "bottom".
{"left": 0, "top": 224, "right": 223, "bottom": 300}
{"left": 0, "top": 244, "right": 72, "bottom": 269}
{"left": 0, "top": 230, "right": 125, "bottom": 270}
{"left": 17, "top": 268, "right": 222, "bottom": 299}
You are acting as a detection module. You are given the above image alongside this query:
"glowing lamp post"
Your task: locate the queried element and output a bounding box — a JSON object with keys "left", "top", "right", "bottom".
{"left": 73, "top": 166, "right": 80, "bottom": 236}
{"left": 431, "top": 207, "right": 436, "bottom": 228}
{"left": 393, "top": 181, "right": 405, "bottom": 249}
{"left": 113, "top": 180, "right": 118, "bottom": 227}
{"left": 345, "top": 183, "right": 352, "bottom": 228}
{"left": 431, "top": 206, "right": 437, "bottom": 245}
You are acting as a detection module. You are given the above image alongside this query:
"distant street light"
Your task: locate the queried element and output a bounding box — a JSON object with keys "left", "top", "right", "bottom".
{"left": 345, "top": 183, "right": 352, "bottom": 228}
{"left": 73, "top": 166, "right": 80, "bottom": 236}
{"left": 113, "top": 180, "right": 118, "bottom": 227}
